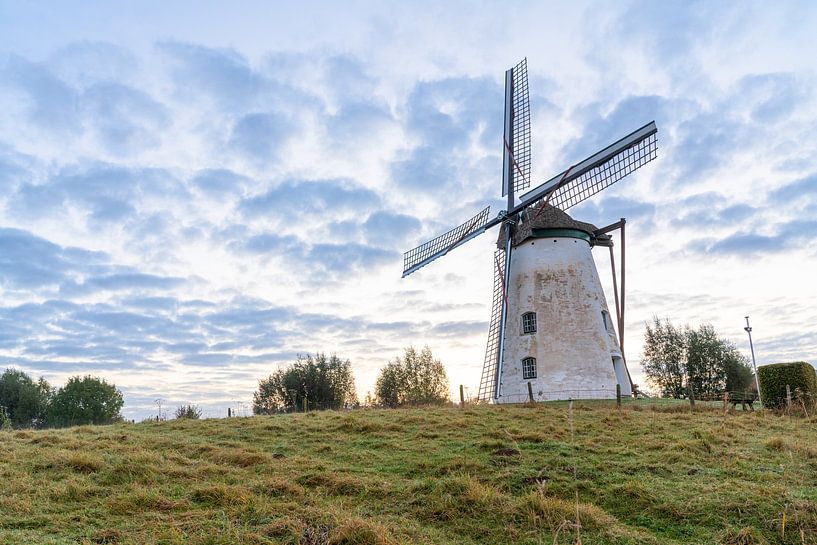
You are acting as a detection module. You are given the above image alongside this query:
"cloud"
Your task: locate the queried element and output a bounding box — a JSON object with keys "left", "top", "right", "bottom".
{"left": 1, "top": 54, "right": 80, "bottom": 134}
{"left": 238, "top": 179, "right": 380, "bottom": 218}
{"left": 563, "top": 95, "right": 670, "bottom": 163}
{"left": 0, "top": 146, "right": 35, "bottom": 194}
{"left": 10, "top": 163, "right": 187, "bottom": 227}
{"left": 158, "top": 42, "right": 265, "bottom": 108}
{"left": 362, "top": 211, "right": 422, "bottom": 246}
{"left": 61, "top": 273, "right": 186, "bottom": 296}
{"left": 228, "top": 111, "right": 292, "bottom": 164}
{"left": 81, "top": 82, "right": 169, "bottom": 154}
{"left": 769, "top": 174, "right": 817, "bottom": 206}
{"left": 0, "top": 228, "right": 106, "bottom": 290}
{"left": 739, "top": 73, "right": 803, "bottom": 124}
{"left": 390, "top": 76, "right": 503, "bottom": 196}
{"left": 157, "top": 42, "right": 320, "bottom": 114}
{"left": 570, "top": 195, "right": 656, "bottom": 228}
{"left": 686, "top": 219, "right": 817, "bottom": 256}
{"left": 307, "top": 242, "right": 397, "bottom": 275}
{"left": 191, "top": 168, "right": 252, "bottom": 197}
{"left": 430, "top": 320, "right": 487, "bottom": 337}
{"left": 48, "top": 41, "right": 138, "bottom": 88}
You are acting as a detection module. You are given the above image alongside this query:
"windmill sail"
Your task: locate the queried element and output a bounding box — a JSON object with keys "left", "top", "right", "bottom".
{"left": 502, "top": 58, "right": 531, "bottom": 198}
{"left": 478, "top": 248, "right": 506, "bottom": 401}
{"left": 402, "top": 206, "right": 492, "bottom": 277}
{"left": 519, "top": 121, "right": 658, "bottom": 212}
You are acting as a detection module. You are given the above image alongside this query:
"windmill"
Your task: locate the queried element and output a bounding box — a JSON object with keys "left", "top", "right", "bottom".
{"left": 401, "top": 59, "right": 658, "bottom": 403}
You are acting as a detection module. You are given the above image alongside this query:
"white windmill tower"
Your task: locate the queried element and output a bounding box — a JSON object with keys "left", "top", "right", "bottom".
{"left": 401, "top": 59, "right": 658, "bottom": 403}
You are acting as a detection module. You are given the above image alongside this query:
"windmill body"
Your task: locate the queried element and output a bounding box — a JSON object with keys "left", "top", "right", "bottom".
{"left": 495, "top": 206, "right": 631, "bottom": 402}
{"left": 401, "top": 59, "right": 657, "bottom": 403}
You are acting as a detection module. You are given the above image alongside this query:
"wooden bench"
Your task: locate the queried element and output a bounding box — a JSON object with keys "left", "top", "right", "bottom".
{"left": 727, "top": 392, "right": 756, "bottom": 411}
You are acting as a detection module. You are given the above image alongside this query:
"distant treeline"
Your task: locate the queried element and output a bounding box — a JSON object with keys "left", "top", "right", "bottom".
{"left": 252, "top": 346, "right": 450, "bottom": 414}
{"left": 1, "top": 345, "right": 452, "bottom": 429}
{"left": 0, "top": 370, "right": 123, "bottom": 429}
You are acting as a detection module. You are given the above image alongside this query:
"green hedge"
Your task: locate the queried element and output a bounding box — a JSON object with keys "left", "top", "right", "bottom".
{"left": 757, "top": 362, "right": 817, "bottom": 409}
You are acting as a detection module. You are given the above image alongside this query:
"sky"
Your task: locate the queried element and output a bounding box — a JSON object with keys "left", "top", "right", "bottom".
{"left": 1, "top": 1, "right": 816, "bottom": 420}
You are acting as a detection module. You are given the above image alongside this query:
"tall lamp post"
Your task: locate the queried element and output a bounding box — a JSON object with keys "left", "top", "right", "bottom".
{"left": 744, "top": 316, "right": 762, "bottom": 407}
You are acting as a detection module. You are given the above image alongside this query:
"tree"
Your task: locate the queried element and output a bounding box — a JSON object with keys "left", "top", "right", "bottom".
{"left": 374, "top": 361, "right": 404, "bottom": 408}
{"left": 641, "top": 318, "right": 754, "bottom": 398}
{"left": 253, "top": 353, "right": 357, "bottom": 414}
{"left": 48, "top": 375, "right": 124, "bottom": 427}
{"left": 0, "top": 368, "right": 52, "bottom": 429}
{"left": 175, "top": 404, "right": 202, "bottom": 419}
{"left": 641, "top": 318, "right": 687, "bottom": 398}
{"left": 724, "top": 352, "right": 755, "bottom": 393}
{"left": 374, "top": 346, "right": 450, "bottom": 407}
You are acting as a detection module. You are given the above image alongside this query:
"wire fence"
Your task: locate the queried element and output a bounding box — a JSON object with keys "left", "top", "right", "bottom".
{"left": 461, "top": 388, "right": 766, "bottom": 412}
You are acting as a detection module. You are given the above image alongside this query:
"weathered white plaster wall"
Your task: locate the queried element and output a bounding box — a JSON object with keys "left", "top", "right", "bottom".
{"left": 497, "top": 235, "right": 629, "bottom": 402}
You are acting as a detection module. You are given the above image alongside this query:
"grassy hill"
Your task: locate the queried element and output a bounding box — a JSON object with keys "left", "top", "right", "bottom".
{"left": 1, "top": 402, "right": 816, "bottom": 545}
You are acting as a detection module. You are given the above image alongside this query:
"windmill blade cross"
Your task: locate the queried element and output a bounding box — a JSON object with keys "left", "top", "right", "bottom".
{"left": 518, "top": 121, "right": 658, "bottom": 212}
{"left": 402, "top": 206, "right": 495, "bottom": 277}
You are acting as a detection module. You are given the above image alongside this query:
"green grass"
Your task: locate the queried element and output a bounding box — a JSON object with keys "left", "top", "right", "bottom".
{"left": 1, "top": 402, "right": 816, "bottom": 544}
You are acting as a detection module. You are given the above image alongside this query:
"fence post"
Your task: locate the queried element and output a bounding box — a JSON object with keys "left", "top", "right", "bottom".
{"left": 459, "top": 385, "right": 465, "bottom": 407}
{"left": 303, "top": 398, "right": 308, "bottom": 413}
{"left": 786, "top": 384, "right": 792, "bottom": 410}
{"left": 616, "top": 384, "right": 621, "bottom": 408}
{"left": 527, "top": 381, "right": 534, "bottom": 403}
{"left": 688, "top": 385, "right": 696, "bottom": 408}
{"left": 227, "top": 408, "right": 231, "bottom": 418}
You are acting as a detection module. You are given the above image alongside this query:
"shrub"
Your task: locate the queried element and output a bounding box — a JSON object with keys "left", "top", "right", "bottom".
{"left": 253, "top": 353, "right": 357, "bottom": 414}
{"left": 48, "top": 375, "right": 124, "bottom": 427}
{"left": 374, "top": 346, "right": 450, "bottom": 408}
{"left": 0, "top": 368, "right": 52, "bottom": 429}
{"left": 174, "top": 404, "right": 202, "bottom": 419}
{"left": 757, "top": 361, "right": 817, "bottom": 409}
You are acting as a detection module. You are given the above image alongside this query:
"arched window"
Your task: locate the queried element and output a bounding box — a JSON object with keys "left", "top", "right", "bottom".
{"left": 521, "top": 312, "right": 537, "bottom": 334}
{"left": 522, "top": 357, "right": 537, "bottom": 379}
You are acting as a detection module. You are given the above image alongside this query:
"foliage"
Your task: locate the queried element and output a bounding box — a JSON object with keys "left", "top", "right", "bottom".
{"left": 374, "top": 346, "right": 450, "bottom": 407}
{"left": 0, "top": 406, "right": 11, "bottom": 431}
{"left": 757, "top": 361, "right": 817, "bottom": 409}
{"left": 0, "top": 368, "right": 52, "bottom": 429}
{"left": 724, "top": 355, "right": 755, "bottom": 393}
{"left": 641, "top": 318, "right": 753, "bottom": 398}
{"left": 640, "top": 318, "right": 687, "bottom": 398}
{"left": 253, "top": 353, "right": 357, "bottom": 414}
{"left": 175, "top": 404, "right": 202, "bottom": 419}
{"left": 2, "top": 403, "right": 817, "bottom": 544}
{"left": 48, "top": 375, "right": 124, "bottom": 427}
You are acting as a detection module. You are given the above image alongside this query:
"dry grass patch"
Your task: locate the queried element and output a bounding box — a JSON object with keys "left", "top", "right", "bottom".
{"left": 328, "top": 518, "right": 394, "bottom": 545}
{"left": 260, "top": 517, "right": 305, "bottom": 542}
{"left": 65, "top": 452, "right": 104, "bottom": 473}
{"left": 415, "top": 474, "right": 507, "bottom": 522}
{"left": 107, "top": 488, "right": 187, "bottom": 514}
{"left": 336, "top": 416, "right": 383, "bottom": 433}
{"left": 209, "top": 447, "right": 271, "bottom": 467}
{"left": 518, "top": 490, "right": 615, "bottom": 530}
{"left": 190, "top": 484, "right": 251, "bottom": 507}
{"left": 254, "top": 476, "right": 306, "bottom": 498}
{"left": 718, "top": 526, "right": 767, "bottom": 545}
{"left": 765, "top": 435, "right": 817, "bottom": 459}
{"left": 297, "top": 471, "right": 369, "bottom": 496}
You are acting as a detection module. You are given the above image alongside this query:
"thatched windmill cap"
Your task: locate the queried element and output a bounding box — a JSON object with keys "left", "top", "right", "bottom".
{"left": 498, "top": 204, "right": 600, "bottom": 248}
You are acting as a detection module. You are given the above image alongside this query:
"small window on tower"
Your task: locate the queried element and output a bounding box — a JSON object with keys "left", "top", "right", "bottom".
{"left": 522, "top": 312, "right": 537, "bottom": 334}
{"left": 601, "top": 310, "right": 614, "bottom": 332}
{"left": 522, "top": 357, "right": 537, "bottom": 379}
